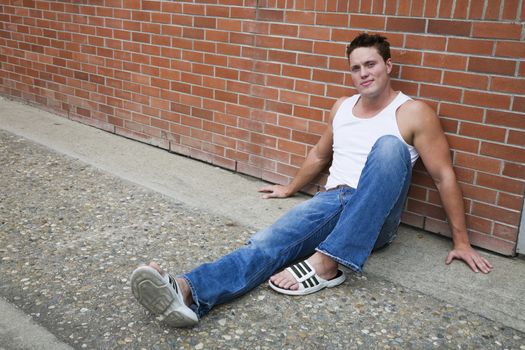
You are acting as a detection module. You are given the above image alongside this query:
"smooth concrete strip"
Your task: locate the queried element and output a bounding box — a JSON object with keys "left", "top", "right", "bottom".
{"left": 1, "top": 96, "right": 524, "bottom": 334}
{"left": 0, "top": 297, "right": 74, "bottom": 350}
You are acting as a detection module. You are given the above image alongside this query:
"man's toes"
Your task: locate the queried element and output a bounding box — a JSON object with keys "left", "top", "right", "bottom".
{"left": 148, "top": 262, "right": 163, "bottom": 274}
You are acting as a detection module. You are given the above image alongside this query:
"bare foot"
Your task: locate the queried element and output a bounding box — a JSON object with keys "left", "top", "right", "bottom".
{"left": 148, "top": 262, "right": 193, "bottom": 306}
{"left": 269, "top": 252, "right": 338, "bottom": 291}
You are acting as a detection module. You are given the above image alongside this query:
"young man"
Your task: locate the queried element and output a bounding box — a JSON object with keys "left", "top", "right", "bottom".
{"left": 131, "top": 33, "right": 492, "bottom": 327}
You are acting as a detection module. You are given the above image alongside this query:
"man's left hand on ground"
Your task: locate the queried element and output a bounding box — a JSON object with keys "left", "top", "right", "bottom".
{"left": 445, "top": 245, "right": 493, "bottom": 274}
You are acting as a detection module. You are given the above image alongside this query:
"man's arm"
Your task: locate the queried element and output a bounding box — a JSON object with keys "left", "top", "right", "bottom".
{"left": 403, "top": 101, "right": 492, "bottom": 273}
{"left": 259, "top": 97, "right": 346, "bottom": 199}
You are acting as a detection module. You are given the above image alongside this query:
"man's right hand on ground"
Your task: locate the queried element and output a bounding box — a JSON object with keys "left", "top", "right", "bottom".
{"left": 258, "top": 184, "right": 293, "bottom": 199}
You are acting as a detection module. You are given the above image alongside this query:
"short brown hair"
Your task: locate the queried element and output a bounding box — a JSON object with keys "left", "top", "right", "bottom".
{"left": 346, "top": 33, "right": 391, "bottom": 62}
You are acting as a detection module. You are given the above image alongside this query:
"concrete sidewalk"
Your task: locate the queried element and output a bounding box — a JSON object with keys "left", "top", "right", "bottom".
{"left": 1, "top": 95, "right": 524, "bottom": 349}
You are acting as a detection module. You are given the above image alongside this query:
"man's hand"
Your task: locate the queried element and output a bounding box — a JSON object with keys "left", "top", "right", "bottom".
{"left": 258, "top": 185, "right": 293, "bottom": 199}
{"left": 445, "top": 245, "right": 493, "bottom": 273}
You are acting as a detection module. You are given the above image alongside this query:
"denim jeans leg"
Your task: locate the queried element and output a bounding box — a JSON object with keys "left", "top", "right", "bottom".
{"left": 182, "top": 190, "right": 344, "bottom": 318}
{"left": 316, "top": 135, "right": 413, "bottom": 272}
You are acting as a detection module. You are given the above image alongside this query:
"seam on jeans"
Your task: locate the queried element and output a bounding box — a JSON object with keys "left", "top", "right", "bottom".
{"left": 320, "top": 144, "right": 411, "bottom": 273}
{"left": 361, "top": 145, "right": 411, "bottom": 258}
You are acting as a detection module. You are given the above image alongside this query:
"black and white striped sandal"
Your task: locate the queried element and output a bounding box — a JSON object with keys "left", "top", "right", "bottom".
{"left": 269, "top": 260, "right": 346, "bottom": 296}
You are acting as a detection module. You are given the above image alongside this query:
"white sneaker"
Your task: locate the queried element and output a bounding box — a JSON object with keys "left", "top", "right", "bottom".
{"left": 131, "top": 265, "right": 198, "bottom": 327}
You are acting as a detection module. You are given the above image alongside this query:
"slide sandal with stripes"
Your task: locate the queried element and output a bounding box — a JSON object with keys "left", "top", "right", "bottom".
{"left": 269, "top": 260, "right": 346, "bottom": 296}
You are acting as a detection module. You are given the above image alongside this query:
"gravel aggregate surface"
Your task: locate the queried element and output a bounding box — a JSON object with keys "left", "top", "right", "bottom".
{"left": 1, "top": 129, "right": 524, "bottom": 350}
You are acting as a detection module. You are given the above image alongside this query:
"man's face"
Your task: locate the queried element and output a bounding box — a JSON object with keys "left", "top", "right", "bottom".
{"left": 348, "top": 47, "right": 392, "bottom": 98}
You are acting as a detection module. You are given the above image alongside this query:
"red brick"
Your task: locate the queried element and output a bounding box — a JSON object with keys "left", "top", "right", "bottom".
{"left": 421, "top": 0, "right": 437, "bottom": 16}
{"left": 253, "top": 61, "right": 281, "bottom": 75}
{"left": 284, "top": 38, "right": 313, "bottom": 53}
{"left": 256, "top": 35, "right": 283, "bottom": 49}
{"left": 493, "top": 223, "right": 519, "bottom": 242}
{"left": 401, "top": 66, "right": 441, "bottom": 83}
{"left": 405, "top": 34, "right": 446, "bottom": 50}
{"left": 280, "top": 90, "right": 309, "bottom": 106}
{"left": 472, "top": 202, "right": 520, "bottom": 226}
{"left": 439, "top": 103, "right": 484, "bottom": 123}
{"left": 410, "top": 0, "right": 424, "bottom": 16}
{"left": 463, "top": 91, "right": 511, "bottom": 110}
{"left": 508, "top": 130, "right": 525, "bottom": 147}
{"left": 455, "top": 152, "right": 501, "bottom": 173}
{"left": 390, "top": 80, "right": 418, "bottom": 96}
{"left": 386, "top": 17, "right": 426, "bottom": 33}
{"left": 298, "top": 53, "right": 328, "bottom": 68}
{"left": 502, "top": 0, "right": 521, "bottom": 20}
{"left": 468, "top": 231, "right": 515, "bottom": 256}
{"left": 401, "top": 212, "right": 425, "bottom": 229}
{"left": 314, "top": 42, "right": 346, "bottom": 57}
{"left": 349, "top": 14, "right": 385, "bottom": 29}
{"left": 447, "top": 37, "right": 494, "bottom": 55}
{"left": 477, "top": 172, "right": 525, "bottom": 195}
{"left": 498, "top": 192, "right": 523, "bottom": 211}
{"left": 293, "top": 105, "right": 324, "bottom": 122}
{"left": 486, "top": 110, "right": 525, "bottom": 129}
{"left": 299, "top": 26, "right": 330, "bottom": 40}
{"left": 514, "top": 97, "right": 525, "bottom": 113}
{"left": 468, "top": 57, "right": 516, "bottom": 76}
{"left": 440, "top": 118, "right": 459, "bottom": 133}
{"left": 503, "top": 162, "right": 525, "bottom": 180}
{"left": 217, "top": 18, "right": 242, "bottom": 32}
{"left": 270, "top": 23, "right": 298, "bottom": 37}
{"left": 331, "top": 28, "right": 361, "bottom": 43}
{"left": 442, "top": 71, "right": 487, "bottom": 90}
{"left": 452, "top": 0, "right": 469, "bottom": 18}
{"left": 420, "top": 84, "right": 462, "bottom": 103}
{"left": 459, "top": 183, "right": 497, "bottom": 204}
{"left": 408, "top": 184, "right": 427, "bottom": 201}
{"left": 278, "top": 115, "right": 308, "bottom": 131}
{"left": 496, "top": 41, "right": 525, "bottom": 58}
{"left": 316, "top": 13, "right": 349, "bottom": 27}
{"left": 459, "top": 122, "right": 506, "bottom": 143}
{"left": 438, "top": 0, "right": 454, "bottom": 17}
{"left": 423, "top": 52, "right": 467, "bottom": 70}
{"left": 491, "top": 77, "right": 525, "bottom": 94}
{"left": 407, "top": 199, "right": 447, "bottom": 221}
{"left": 446, "top": 134, "right": 480, "bottom": 153}
{"left": 468, "top": 0, "right": 484, "bottom": 19}
{"left": 472, "top": 22, "right": 522, "bottom": 40}
{"left": 291, "top": 130, "right": 320, "bottom": 145}
{"left": 428, "top": 19, "right": 471, "bottom": 36}
{"left": 278, "top": 139, "right": 307, "bottom": 156}
{"left": 480, "top": 142, "right": 525, "bottom": 164}
{"left": 266, "top": 100, "right": 292, "bottom": 115}
{"left": 465, "top": 214, "right": 493, "bottom": 235}
{"left": 484, "top": 0, "right": 502, "bottom": 20}
{"left": 310, "top": 96, "right": 340, "bottom": 110}
{"left": 285, "top": 11, "right": 315, "bottom": 25}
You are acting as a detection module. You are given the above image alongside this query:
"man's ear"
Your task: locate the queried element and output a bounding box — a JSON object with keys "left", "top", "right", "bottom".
{"left": 385, "top": 58, "right": 393, "bottom": 74}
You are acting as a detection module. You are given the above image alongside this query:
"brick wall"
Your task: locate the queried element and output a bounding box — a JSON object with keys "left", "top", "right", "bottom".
{"left": 1, "top": 0, "right": 524, "bottom": 255}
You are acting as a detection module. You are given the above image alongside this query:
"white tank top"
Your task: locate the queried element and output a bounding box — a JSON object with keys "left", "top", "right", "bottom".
{"left": 325, "top": 92, "right": 419, "bottom": 190}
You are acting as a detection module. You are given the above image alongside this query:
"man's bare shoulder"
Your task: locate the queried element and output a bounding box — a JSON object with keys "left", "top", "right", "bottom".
{"left": 398, "top": 99, "right": 439, "bottom": 128}
{"left": 399, "top": 99, "right": 436, "bottom": 117}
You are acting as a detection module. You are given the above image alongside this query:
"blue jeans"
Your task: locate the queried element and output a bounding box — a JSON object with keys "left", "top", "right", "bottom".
{"left": 183, "top": 135, "right": 413, "bottom": 318}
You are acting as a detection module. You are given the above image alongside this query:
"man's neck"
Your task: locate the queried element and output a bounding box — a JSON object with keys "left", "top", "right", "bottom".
{"left": 359, "top": 87, "right": 397, "bottom": 112}
{"left": 354, "top": 87, "right": 397, "bottom": 118}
